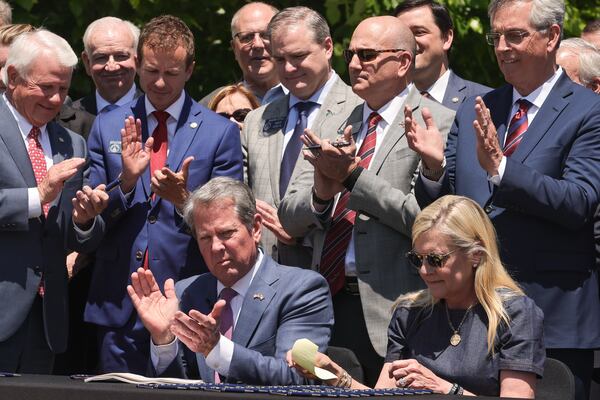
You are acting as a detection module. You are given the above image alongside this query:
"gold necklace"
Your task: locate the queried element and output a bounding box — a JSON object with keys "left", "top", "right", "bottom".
{"left": 445, "top": 302, "right": 475, "bottom": 346}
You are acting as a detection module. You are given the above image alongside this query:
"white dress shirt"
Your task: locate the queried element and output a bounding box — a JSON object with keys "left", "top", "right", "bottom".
{"left": 422, "top": 69, "right": 451, "bottom": 104}
{"left": 151, "top": 250, "right": 264, "bottom": 376}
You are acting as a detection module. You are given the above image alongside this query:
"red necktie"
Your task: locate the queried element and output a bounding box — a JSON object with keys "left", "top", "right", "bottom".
{"left": 27, "top": 127, "right": 49, "bottom": 216}
{"left": 215, "top": 287, "right": 237, "bottom": 383}
{"left": 143, "top": 111, "right": 170, "bottom": 270}
{"left": 503, "top": 99, "right": 531, "bottom": 156}
{"left": 319, "top": 112, "right": 382, "bottom": 295}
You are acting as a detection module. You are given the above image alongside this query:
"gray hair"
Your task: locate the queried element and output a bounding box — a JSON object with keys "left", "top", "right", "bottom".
{"left": 267, "top": 6, "right": 331, "bottom": 44}
{"left": 183, "top": 177, "right": 257, "bottom": 236}
{"left": 579, "top": 46, "right": 600, "bottom": 88}
{"left": 83, "top": 16, "right": 140, "bottom": 56}
{"left": 2, "top": 29, "right": 77, "bottom": 85}
{"left": 231, "top": 2, "right": 279, "bottom": 37}
{"left": 488, "top": 0, "right": 564, "bottom": 31}
{"left": 0, "top": 1, "right": 11, "bottom": 26}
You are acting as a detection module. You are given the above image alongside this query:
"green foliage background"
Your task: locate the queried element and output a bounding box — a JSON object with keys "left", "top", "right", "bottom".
{"left": 10, "top": 0, "right": 599, "bottom": 100}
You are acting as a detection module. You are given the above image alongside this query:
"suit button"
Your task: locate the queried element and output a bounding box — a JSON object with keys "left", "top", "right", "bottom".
{"left": 33, "top": 265, "right": 41, "bottom": 273}
{"left": 484, "top": 205, "right": 494, "bottom": 214}
{"left": 148, "top": 215, "right": 157, "bottom": 224}
{"left": 135, "top": 250, "right": 144, "bottom": 261}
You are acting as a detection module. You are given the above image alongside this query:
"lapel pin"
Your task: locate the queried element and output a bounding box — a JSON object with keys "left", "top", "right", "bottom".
{"left": 58, "top": 137, "right": 64, "bottom": 142}
{"left": 190, "top": 122, "right": 198, "bottom": 128}
{"left": 253, "top": 293, "right": 265, "bottom": 301}
{"left": 452, "top": 97, "right": 460, "bottom": 103}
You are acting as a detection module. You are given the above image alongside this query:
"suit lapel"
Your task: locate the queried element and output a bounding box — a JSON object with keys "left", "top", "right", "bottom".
{"left": 310, "top": 77, "right": 349, "bottom": 136}
{"left": 0, "top": 97, "right": 36, "bottom": 186}
{"left": 264, "top": 97, "right": 290, "bottom": 203}
{"left": 232, "top": 257, "right": 278, "bottom": 348}
{"left": 82, "top": 94, "right": 98, "bottom": 116}
{"left": 442, "top": 71, "right": 467, "bottom": 105}
{"left": 167, "top": 94, "right": 201, "bottom": 172}
{"left": 510, "top": 74, "right": 571, "bottom": 163}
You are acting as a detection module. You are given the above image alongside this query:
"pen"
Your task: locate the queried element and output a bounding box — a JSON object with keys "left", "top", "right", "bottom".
{"left": 304, "top": 141, "right": 351, "bottom": 150}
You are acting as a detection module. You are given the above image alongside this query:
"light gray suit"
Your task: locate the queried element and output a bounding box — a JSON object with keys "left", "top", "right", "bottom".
{"left": 0, "top": 96, "right": 103, "bottom": 371}
{"left": 279, "top": 86, "right": 455, "bottom": 356}
{"left": 242, "top": 76, "right": 362, "bottom": 267}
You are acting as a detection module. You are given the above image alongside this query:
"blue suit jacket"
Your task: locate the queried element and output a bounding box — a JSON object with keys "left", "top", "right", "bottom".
{"left": 441, "top": 71, "right": 491, "bottom": 111}
{"left": 416, "top": 72, "right": 600, "bottom": 349}
{"left": 0, "top": 96, "right": 102, "bottom": 354}
{"left": 164, "top": 255, "right": 334, "bottom": 385}
{"left": 84, "top": 93, "right": 243, "bottom": 328}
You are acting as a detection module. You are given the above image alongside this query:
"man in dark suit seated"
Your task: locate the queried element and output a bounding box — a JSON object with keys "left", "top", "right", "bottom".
{"left": 407, "top": 1, "right": 600, "bottom": 398}
{"left": 394, "top": 0, "right": 491, "bottom": 110}
{"left": 128, "top": 177, "right": 333, "bottom": 385}
{"left": 73, "top": 16, "right": 141, "bottom": 116}
{"left": 85, "top": 15, "right": 244, "bottom": 374}
{"left": 0, "top": 28, "right": 106, "bottom": 373}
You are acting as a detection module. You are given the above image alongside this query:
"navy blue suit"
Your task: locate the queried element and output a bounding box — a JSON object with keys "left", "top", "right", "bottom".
{"left": 441, "top": 71, "right": 491, "bottom": 111}
{"left": 85, "top": 93, "right": 243, "bottom": 372}
{"left": 416, "top": 72, "right": 600, "bottom": 351}
{"left": 162, "top": 255, "right": 333, "bottom": 385}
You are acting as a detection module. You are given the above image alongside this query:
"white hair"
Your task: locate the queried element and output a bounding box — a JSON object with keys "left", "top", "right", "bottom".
{"left": 230, "top": 2, "right": 278, "bottom": 37}
{"left": 579, "top": 46, "right": 600, "bottom": 88}
{"left": 2, "top": 29, "right": 77, "bottom": 85}
{"left": 83, "top": 16, "right": 140, "bottom": 56}
{"left": 488, "top": 0, "right": 564, "bottom": 31}
{"left": 0, "top": 0, "right": 11, "bottom": 26}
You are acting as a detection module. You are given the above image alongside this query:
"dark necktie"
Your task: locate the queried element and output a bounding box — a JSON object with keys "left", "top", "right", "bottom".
{"left": 319, "top": 112, "right": 382, "bottom": 295}
{"left": 101, "top": 104, "right": 119, "bottom": 113}
{"left": 215, "top": 287, "right": 238, "bottom": 383}
{"left": 503, "top": 99, "right": 531, "bottom": 156}
{"left": 279, "top": 101, "right": 316, "bottom": 199}
{"left": 151, "top": 110, "right": 169, "bottom": 174}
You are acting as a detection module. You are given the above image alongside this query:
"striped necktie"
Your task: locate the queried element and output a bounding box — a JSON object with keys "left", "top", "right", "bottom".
{"left": 319, "top": 112, "right": 382, "bottom": 296}
{"left": 503, "top": 99, "right": 531, "bottom": 156}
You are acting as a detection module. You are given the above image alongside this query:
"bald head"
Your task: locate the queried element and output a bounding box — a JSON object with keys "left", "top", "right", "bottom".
{"left": 348, "top": 16, "right": 415, "bottom": 109}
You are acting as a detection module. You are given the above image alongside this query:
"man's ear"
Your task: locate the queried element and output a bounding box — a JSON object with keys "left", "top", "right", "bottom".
{"left": 6, "top": 65, "right": 19, "bottom": 90}
{"left": 81, "top": 51, "right": 92, "bottom": 76}
{"left": 588, "top": 77, "right": 600, "bottom": 94}
{"left": 442, "top": 28, "right": 454, "bottom": 52}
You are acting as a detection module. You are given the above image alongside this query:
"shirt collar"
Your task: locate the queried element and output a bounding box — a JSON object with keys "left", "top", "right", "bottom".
{"left": 216, "top": 249, "right": 263, "bottom": 300}
{"left": 96, "top": 84, "right": 138, "bottom": 113}
{"left": 288, "top": 71, "right": 337, "bottom": 110}
{"left": 3, "top": 92, "right": 48, "bottom": 140}
{"left": 362, "top": 84, "right": 411, "bottom": 125}
{"left": 512, "top": 67, "right": 563, "bottom": 109}
{"left": 424, "top": 69, "right": 451, "bottom": 104}
{"left": 144, "top": 90, "right": 186, "bottom": 122}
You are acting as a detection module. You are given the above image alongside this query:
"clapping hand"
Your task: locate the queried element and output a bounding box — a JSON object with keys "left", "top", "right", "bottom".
{"left": 72, "top": 184, "right": 109, "bottom": 229}
{"left": 405, "top": 106, "right": 445, "bottom": 171}
{"left": 120, "top": 116, "right": 153, "bottom": 193}
{"left": 170, "top": 301, "right": 226, "bottom": 357}
{"left": 473, "top": 97, "right": 503, "bottom": 176}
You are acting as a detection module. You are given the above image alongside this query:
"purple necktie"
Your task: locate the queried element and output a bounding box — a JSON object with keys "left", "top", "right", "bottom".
{"left": 215, "top": 287, "right": 237, "bottom": 383}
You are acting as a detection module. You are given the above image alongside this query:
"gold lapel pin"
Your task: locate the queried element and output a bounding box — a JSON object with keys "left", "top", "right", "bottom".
{"left": 253, "top": 293, "right": 265, "bottom": 301}
{"left": 190, "top": 122, "right": 198, "bottom": 128}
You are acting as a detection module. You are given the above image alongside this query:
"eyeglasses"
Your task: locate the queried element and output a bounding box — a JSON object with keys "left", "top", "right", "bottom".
{"left": 218, "top": 108, "right": 252, "bottom": 123}
{"left": 233, "top": 31, "right": 270, "bottom": 46}
{"left": 342, "top": 48, "right": 405, "bottom": 64}
{"left": 485, "top": 30, "right": 535, "bottom": 46}
{"left": 405, "top": 249, "right": 457, "bottom": 270}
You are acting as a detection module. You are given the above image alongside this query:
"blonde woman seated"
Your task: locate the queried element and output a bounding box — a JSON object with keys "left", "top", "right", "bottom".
{"left": 289, "top": 195, "right": 545, "bottom": 398}
{"left": 208, "top": 83, "right": 259, "bottom": 131}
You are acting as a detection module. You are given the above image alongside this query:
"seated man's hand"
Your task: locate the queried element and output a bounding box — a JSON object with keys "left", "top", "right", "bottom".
{"left": 170, "top": 300, "right": 225, "bottom": 357}
{"left": 127, "top": 268, "right": 179, "bottom": 345}
{"left": 72, "top": 184, "right": 109, "bottom": 229}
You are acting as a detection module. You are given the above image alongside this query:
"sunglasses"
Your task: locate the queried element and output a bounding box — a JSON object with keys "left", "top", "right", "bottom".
{"left": 342, "top": 48, "right": 405, "bottom": 64}
{"left": 218, "top": 108, "right": 252, "bottom": 123}
{"left": 233, "top": 31, "right": 270, "bottom": 46}
{"left": 405, "top": 249, "right": 457, "bottom": 269}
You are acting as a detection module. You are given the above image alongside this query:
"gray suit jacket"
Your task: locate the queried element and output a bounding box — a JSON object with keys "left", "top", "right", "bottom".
{"left": 0, "top": 96, "right": 102, "bottom": 354}
{"left": 441, "top": 71, "right": 491, "bottom": 111}
{"left": 279, "top": 86, "right": 455, "bottom": 356}
{"left": 164, "top": 254, "right": 334, "bottom": 385}
{"left": 242, "top": 76, "right": 362, "bottom": 267}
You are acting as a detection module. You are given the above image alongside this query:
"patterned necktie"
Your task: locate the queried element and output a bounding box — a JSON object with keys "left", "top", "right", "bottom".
{"left": 319, "top": 112, "right": 382, "bottom": 296}
{"left": 101, "top": 103, "right": 119, "bottom": 113}
{"left": 27, "top": 126, "right": 49, "bottom": 216}
{"left": 279, "top": 101, "right": 316, "bottom": 199}
{"left": 215, "top": 287, "right": 238, "bottom": 383}
{"left": 503, "top": 99, "right": 531, "bottom": 156}
{"left": 151, "top": 110, "right": 169, "bottom": 174}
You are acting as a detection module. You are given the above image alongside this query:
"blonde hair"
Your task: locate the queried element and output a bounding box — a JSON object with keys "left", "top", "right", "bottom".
{"left": 0, "top": 24, "right": 34, "bottom": 46}
{"left": 207, "top": 83, "right": 260, "bottom": 111}
{"left": 396, "top": 195, "right": 524, "bottom": 354}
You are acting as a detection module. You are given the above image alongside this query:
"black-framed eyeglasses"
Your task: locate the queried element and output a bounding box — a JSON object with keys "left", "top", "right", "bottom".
{"left": 485, "top": 30, "right": 535, "bottom": 46}
{"left": 218, "top": 108, "right": 252, "bottom": 123}
{"left": 233, "top": 31, "right": 270, "bottom": 46}
{"left": 342, "top": 48, "right": 405, "bottom": 64}
{"left": 405, "top": 249, "right": 457, "bottom": 269}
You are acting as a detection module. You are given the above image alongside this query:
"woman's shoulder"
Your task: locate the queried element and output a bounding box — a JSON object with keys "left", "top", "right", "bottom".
{"left": 497, "top": 288, "right": 544, "bottom": 323}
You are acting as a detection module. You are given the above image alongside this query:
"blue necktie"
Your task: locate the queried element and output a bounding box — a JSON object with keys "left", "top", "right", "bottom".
{"left": 279, "top": 101, "right": 316, "bottom": 199}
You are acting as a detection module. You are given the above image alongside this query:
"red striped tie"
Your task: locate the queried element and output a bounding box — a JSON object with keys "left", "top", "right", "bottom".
{"left": 319, "top": 112, "right": 382, "bottom": 295}
{"left": 503, "top": 99, "right": 531, "bottom": 156}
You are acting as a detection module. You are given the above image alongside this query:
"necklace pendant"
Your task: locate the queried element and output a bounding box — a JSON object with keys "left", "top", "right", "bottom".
{"left": 450, "top": 333, "right": 461, "bottom": 346}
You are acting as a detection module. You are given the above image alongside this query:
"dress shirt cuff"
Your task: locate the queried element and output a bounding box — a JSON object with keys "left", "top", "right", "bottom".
{"left": 150, "top": 337, "right": 179, "bottom": 375}
{"left": 73, "top": 216, "right": 97, "bottom": 237}
{"left": 488, "top": 156, "right": 507, "bottom": 186}
{"left": 205, "top": 334, "right": 234, "bottom": 377}
{"left": 28, "top": 187, "right": 42, "bottom": 218}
